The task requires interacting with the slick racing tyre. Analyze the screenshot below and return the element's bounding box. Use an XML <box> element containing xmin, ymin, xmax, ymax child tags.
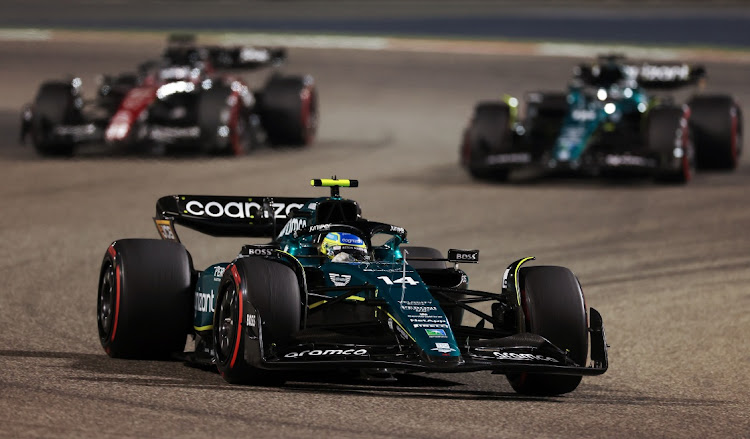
<box><xmin>507</xmin><ymin>266</ymin><xmax>588</xmax><ymax>396</ymax></box>
<box><xmin>214</xmin><ymin>257</ymin><xmax>301</xmax><ymax>384</ymax></box>
<box><xmin>198</xmin><ymin>84</ymin><xmax>253</xmax><ymax>156</ymax></box>
<box><xmin>260</xmin><ymin>74</ymin><xmax>317</xmax><ymax>147</ymax></box>
<box><xmin>97</xmin><ymin>239</ymin><xmax>193</xmax><ymax>359</ymax></box>
<box><xmin>461</xmin><ymin>102</ymin><xmax>512</xmax><ymax>181</ymax></box>
<box><xmin>647</xmin><ymin>106</ymin><xmax>694</xmax><ymax>184</ymax></box>
<box><xmin>689</xmin><ymin>95</ymin><xmax>743</xmax><ymax>170</ymax></box>
<box><xmin>30</xmin><ymin>82</ymin><xmax>77</xmax><ymax>156</ymax></box>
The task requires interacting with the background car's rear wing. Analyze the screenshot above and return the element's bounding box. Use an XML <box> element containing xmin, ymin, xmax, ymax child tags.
<box><xmin>576</xmin><ymin>60</ymin><xmax>706</xmax><ymax>90</ymax></box>
<box><xmin>206</xmin><ymin>46</ymin><xmax>287</xmax><ymax>69</ymax></box>
<box><xmin>154</xmin><ymin>195</ymin><xmax>312</xmax><ymax>240</ymax></box>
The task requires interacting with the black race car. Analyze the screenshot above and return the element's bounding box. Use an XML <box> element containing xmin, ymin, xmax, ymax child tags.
<box><xmin>97</xmin><ymin>179</ymin><xmax>608</xmax><ymax>396</ymax></box>
<box><xmin>21</xmin><ymin>34</ymin><xmax>318</xmax><ymax>156</ymax></box>
<box><xmin>461</xmin><ymin>54</ymin><xmax>743</xmax><ymax>183</ymax></box>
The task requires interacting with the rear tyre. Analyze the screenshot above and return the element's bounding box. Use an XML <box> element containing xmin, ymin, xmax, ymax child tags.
<box><xmin>506</xmin><ymin>266</ymin><xmax>588</xmax><ymax>396</ymax></box>
<box><xmin>30</xmin><ymin>82</ymin><xmax>77</xmax><ymax>156</ymax></box>
<box><xmin>689</xmin><ymin>95</ymin><xmax>743</xmax><ymax>170</ymax></box>
<box><xmin>260</xmin><ymin>74</ymin><xmax>318</xmax><ymax>146</ymax></box>
<box><xmin>461</xmin><ymin>102</ymin><xmax>512</xmax><ymax>181</ymax></box>
<box><xmin>214</xmin><ymin>257</ymin><xmax>301</xmax><ymax>384</ymax></box>
<box><xmin>198</xmin><ymin>85</ymin><xmax>253</xmax><ymax>156</ymax></box>
<box><xmin>647</xmin><ymin>106</ymin><xmax>693</xmax><ymax>184</ymax></box>
<box><xmin>97</xmin><ymin>239</ymin><xmax>193</xmax><ymax>359</ymax></box>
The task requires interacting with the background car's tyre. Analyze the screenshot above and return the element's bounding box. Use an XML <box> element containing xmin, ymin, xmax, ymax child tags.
<box><xmin>647</xmin><ymin>106</ymin><xmax>693</xmax><ymax>184</ymax></box>
<box><xmin>461</xmin><ymin>102</ymin><xmax>512</xmax><ymax>181</ymax></box>
<box><xmin>260</xmin><ymin>74</ymin><xmax>317</xmax><ymax>147</ymax></box>
<box><xmin>506</xmin><ymin>266</ymin><xmax>588</xmax><ymax>396</ymax></box>
<box><xmin>97</xmin><ymin>239</ymin><xmax>193</xmax><ymax>359</ymax></box>
<box><xmin>214</xmin><ymin>257</ymin><xmax>301</xmax><ymax>384</ymax></box>
<box><xmin>198</xmin><ymin>84</ymin><xmax>253</xmax><ymax>156</ymax></box>
<box><xmin>689</xmin><ymin>95</ymin><xmax>743</xmax><ymax>170</ymax></box>
<box><xmin>30</xmin><ymin>82</ymin><xmax>77</xmax><ymax>156</ymax></box>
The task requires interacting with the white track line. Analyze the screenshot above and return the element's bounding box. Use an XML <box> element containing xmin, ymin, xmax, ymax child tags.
<box><xmin>0</xmin><ymin>28</ymin><xmax>51</xmax><ymax>41</ymax></box>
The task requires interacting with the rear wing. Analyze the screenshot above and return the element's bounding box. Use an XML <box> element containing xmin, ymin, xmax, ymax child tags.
<box><xmin>154</xmin><ymin>195</ymin><xmax>312</xmax><ymax>240</ymax></box>
<box><xmin>206</xmin><ymin>46</ymin><xmax>287</xmax><ymax>69</ymax></box>
<box><xmin>576</xmin><ymin>61</ymin><xmax>705</xmax><ymax>90</ymax></box>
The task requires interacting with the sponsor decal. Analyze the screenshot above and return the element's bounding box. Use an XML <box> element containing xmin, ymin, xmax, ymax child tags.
<box><xmin>448</xmin><ymin>249</ymin><xmax>479</xmax><ymax>262</ymax></box>
<box><xmin>638</xmin><ymin>63</ymin><xmax>690</xmax><ymax>82</ymax></box>
<box><xmin>195</xmin><ymin>291</ymin><xmax>215</xmax><ymax>313</ymax></box>
<box><xmin>502</xmin><ymin>268</ymin><xmax>510</xmax><ymax>289</ymax></box>
<box><xmin>184</xmin><ymin>200</ymin><xmax>303</xmax><ymax>219</ymax></box>
<box><xmin>240</xmin><ymin>48</ymin><xmax>271</xmax><ymax>63</ymax></box>
<box><xmin>485</xmin><ymin>152</ymin><xmax>532</xmax><ymax>165</ymax></box>
<box><xmin>154</xmin><ymin>219</ymin><xmax>178</xmax><ymax>241</ymax></box>
<box><xmin>149</xmin><ymin>126</ymin><xmax>200</xmax><ymax>141</ymax></box>
<box><xmin>401</xmin><ymin>305</ymin><xmax>438</xmax><ymax>313</ymax></box>
<box><xmin>425</xmin><ymin>328</ymin><xmax>447</xmax><ymax>338</ymax></box>
<box><xmin>284</xmin><ymin>348</ymin><xmax>368</xmax><ymax>358</ymax></box>
<box><xmin>571</xmin><ymin>109</ymin><xmax>597</xmax><ymax>121</ymax></box>
<box><xmin>278</xmin><ymin>217</ymin><xmax>307</xmax><ymax>237</ymax></box>
<box><xmin>431</xmin><ymin>343</ymin><xmax>456</xmax><ymax>354</ymax></box>
<box><xmin>604</xmin><ymin>154</ymin><xmax>655</xmax><ymax>167</ymax></box>
<box><xmin>246</xmin><ymin>313</ymin><xmax>256</xmax><ymax>327</ymax></box>
<box><xmin>309</xmin><ymin>224</ymin><xmax>331</xmax><ymax>233</ymax></box>
<box><xmin>389</xmin><ymin>225</ymin><xmax>406</xmax><ymax>235</ymax></box>
<box><xmin>213</xmin><ymin>266</ymin><xmax>225</xmax><ymax>279</ymax></box>
<box><xmin>328</xmin><ymin>273</ymin><xmax>352</xmax><ymax>287</ymax></box>
<box><xmin>377</xmin><ymin>276</ymin><xmax>419</xmax><ymax>286</ymax></box>
<box><xmin>340</xmin><ymin>236</ymin><xmax>363</xmax><ymax>245</ymax></box>
<box><xmin>492</xmin><ymin>352</ymin><xmax>559</xmax><ymax>363</ymax></box>
<box><xmin>244</xmin><ymin>247</ymin><xmax>274</xmax><ymax>257</ymax></box>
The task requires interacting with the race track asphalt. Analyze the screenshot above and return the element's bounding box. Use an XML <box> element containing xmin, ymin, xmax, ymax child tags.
<box><xmin>0</xmin><ymin>34</ymin><xmax>748</xmax><ymax>438</ymax></box>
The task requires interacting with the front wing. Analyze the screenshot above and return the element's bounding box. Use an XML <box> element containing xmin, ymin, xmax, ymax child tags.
<box><xmin>248</xmin><ymin>308</ymin><xmax>608</xmax><ymax>376</ymax></box>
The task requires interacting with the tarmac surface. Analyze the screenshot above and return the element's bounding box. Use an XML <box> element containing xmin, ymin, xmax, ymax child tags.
<box><xmin>0</xmin><ymin>34</ymin><xmax>749</xmax><ymax>438</ymax></box>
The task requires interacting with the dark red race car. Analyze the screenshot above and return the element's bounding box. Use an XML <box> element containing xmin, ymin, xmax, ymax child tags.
<box><xmin>21</xmin><ymin>34</ymin><xmax>318</xmax><ymax>156</ymax></box>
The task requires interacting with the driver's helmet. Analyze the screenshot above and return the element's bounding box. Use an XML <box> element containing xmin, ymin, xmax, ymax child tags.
<box><xmin>320</xmin><ymin>232</ymin><xmax>369</xmax><ymax>262</ymax></box>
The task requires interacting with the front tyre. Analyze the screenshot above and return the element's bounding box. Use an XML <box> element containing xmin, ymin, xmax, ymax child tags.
<box><xmin>214</xmin><ymin>257</ymin><xmax>301</xmax><ymax>384</ymax></box>
<box><xmin>30</xmin><ymin>82</ymin><xmax>77</xmax><ymax>156</ymax></box>
<box><xmin>506</xmin><ymin>266</ymin><xmax>588</xmax><ymax>396</ymax></box>
<box><xmin>461</xmin><ymin>102</ymin><xmax>512</xmax><ymax>181</ymax></box>
<box><xmin>97</xmin><ymin>239</ymin><xmax>193</xmax><ymax>359</ymax></box>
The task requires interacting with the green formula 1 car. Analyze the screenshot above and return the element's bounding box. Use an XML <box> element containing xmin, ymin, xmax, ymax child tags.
<box><xmin>96</xmin><ymin>179</ymin><xmax>607</xmax><ymax>395</ymax></box>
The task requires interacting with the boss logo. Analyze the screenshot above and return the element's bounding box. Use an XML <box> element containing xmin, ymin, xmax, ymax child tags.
<box><xmin>243</xmin><ymin>247</ymin><xmax>274</xmax><ymax>256</ymax></box>
<box><xmin>448</xmin><ymin>249</ymin><xmax>479</xmax><ymax>263</ymax></box>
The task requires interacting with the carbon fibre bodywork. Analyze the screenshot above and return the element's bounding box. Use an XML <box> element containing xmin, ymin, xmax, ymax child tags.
<box><xmin>153</xmin><ymin>180</ymin><xmax>608</xmax><ymax>384</ymax></box>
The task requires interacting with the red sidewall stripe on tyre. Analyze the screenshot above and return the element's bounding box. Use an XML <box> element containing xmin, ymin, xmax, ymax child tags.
<box><xmin>300</xmin><ymin>86</ymin><xmax>313</xmax><ymax>145</ymax></box>
<box><xmin>229</xmin><ymin>91</ymin><xmax>241</xmax><ymax>156</ymax></box>
<box><xmin>106</xmin><ymin>245</ymin><xmax>121</xmax><ymax>342</ymax></box>
<box><xmin>682</xmin><ymin>109</ymin><xmax>692</xmax><ymax>182</ymax></box>
<box><xmin>229</xmin><ymin>264</ymin><xmax>243</xmax><ymax>369</ymax></box>
<box><xmin>731</xmin><ymin>108</ymin><xmax>738</xmax><ymax>162</ymax></box>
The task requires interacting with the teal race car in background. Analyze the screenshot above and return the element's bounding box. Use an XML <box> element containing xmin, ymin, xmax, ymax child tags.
<box><xmin>461</xmin><ymin>54</ymin><xmax>743</xmax><ymax>183</ymax></box>
<box><xmin>97</xmin><ymin>179</ymin><xmax>607</xmax><ymax>396</ymax></box>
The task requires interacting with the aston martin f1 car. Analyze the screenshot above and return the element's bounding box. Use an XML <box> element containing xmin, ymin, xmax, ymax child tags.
<box><xmin>96</xmin><ymin>179</ymin><xmax>607</xmax><ymax>395</ymax></box>
<box><xmin>22</xmin><ymin>35</ymin><xmax>317</xmax><ymax>156</ymax></box>
<box><xmin>461</xmin><ymin>54</ymin><xmax>743</xmax><ymax>183</ymax></box>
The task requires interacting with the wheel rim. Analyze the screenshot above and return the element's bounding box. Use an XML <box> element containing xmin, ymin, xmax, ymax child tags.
<box><xmin>216</xmin><ymin>283</ymin><xmax>238</xmax><ymax>364</ymax></box>
<box><xmin>98</xmin><ymin>263</ymin><xmax>115</xmax><ymax>340</ymax></box>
